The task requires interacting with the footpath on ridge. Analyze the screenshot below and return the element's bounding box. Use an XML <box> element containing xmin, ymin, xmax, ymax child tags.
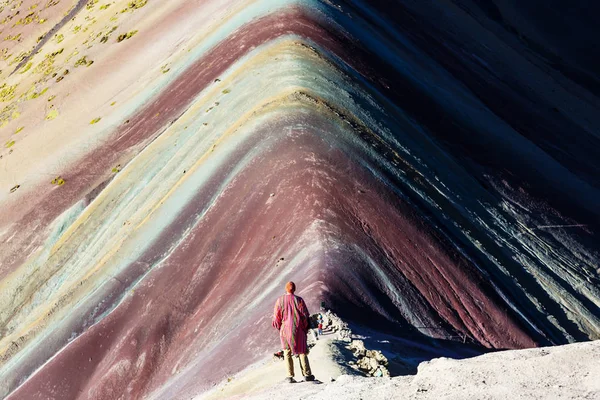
<box><xmin>198</xmin><ymin>312</ymin><xmax>600</xmax><ymax>400</ymax></box>
<box><xmin>198</xmin><ymin>311</ymin><xmax>380</xmax><ymax>399</ymax></box>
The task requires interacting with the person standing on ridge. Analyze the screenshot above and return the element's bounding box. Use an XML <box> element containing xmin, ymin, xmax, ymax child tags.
<box><xmin>272</xmin><ymin>281</ymin><xmax>315</xmax><ymax>383</ymax></box>
<box><xmin>317</xmin><ymin>314</ymin><xmax>323</xmax><ymax>336</ymax></box>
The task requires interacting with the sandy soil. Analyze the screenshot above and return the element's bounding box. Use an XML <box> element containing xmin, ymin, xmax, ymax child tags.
<box><xmin>199</xmin><ymin>335</ymin><xmax>600</xmax><ymax>400</ymax></box>
<box><xmin>199</xmin><ymin>331</ymin><xmax>351</xmax><ymax>400</ymax></box>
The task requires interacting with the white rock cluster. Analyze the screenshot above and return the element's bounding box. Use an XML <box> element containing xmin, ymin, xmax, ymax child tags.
<box><xmin>318</xmin><ymin>310</ymin><xmax>390</xmax><ymax>377</ymax></box>
<box><xmin>348</xmin><ymin>340</ymin><xmax>390</xmax><ymax>377</ymax></box>
<box><xmin>321</xmin><ymin>310</ymin><xmax>351</xmax><ymax>342</ymax></box>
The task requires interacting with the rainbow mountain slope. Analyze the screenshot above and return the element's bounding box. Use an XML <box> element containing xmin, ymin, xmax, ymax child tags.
<box><xmin>0</xmin><ymin>0</ymin><xmax>599</xmax><ymax>398</ymax></box>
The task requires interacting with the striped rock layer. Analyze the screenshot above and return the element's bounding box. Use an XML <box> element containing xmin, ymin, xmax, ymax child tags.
<box><xmin>0</xmin><ymin>0</ymin><xmax>599</xmax><ymax>399</ymax></box>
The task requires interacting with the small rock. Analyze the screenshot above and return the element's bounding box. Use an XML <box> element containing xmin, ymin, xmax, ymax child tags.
<box><xmin>349</xmin><ymin>340</ymin><xmax>367</xmax><ymax>358</ymax></box>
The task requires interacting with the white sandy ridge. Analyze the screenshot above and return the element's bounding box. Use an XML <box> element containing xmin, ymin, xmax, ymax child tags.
<box><xmin>198</xmin><ymin>334</ymin><xmax>600</xmax><ymax>400</ymax></box>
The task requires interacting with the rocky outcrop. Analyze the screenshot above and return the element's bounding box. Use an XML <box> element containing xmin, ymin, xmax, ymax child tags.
<box><xmin>348</xmin><ymin>341</ymin><xmax>390</xmax><ymax>378</ymax></box>
<box><xmin>318</xmin><ymin>311</ymin><xmax>390</xmax><ymax>378</ymax></box>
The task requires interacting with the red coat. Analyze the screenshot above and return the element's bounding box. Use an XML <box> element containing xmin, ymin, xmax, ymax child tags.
<box><xmin>272</xmin><ymin>293</ymin><xmax>310</xmax><ymax>354</ymax></box>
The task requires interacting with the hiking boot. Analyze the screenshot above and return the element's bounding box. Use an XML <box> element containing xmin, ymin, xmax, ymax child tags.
<box><xmin>304</xmin><ymin>375</ymin><xmax>315</xmax><ymax>382</ymax></box>
<box><xmin>285</xmin><ymin>377</ymin><xmax>296</xmax><ymax>383</ymax></box>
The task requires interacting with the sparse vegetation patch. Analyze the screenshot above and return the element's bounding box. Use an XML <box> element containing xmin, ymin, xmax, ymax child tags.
<box><xmin>117</xmin><ymin>30</ymin><xmax>137</xmax><ymax>42</ymax></box>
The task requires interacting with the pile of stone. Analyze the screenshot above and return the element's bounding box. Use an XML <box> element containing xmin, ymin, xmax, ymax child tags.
<box><xmin>348</xmin><ymin>339</ymin><xmax>390</xmax><ymax>377</ymax></box>
<box><xmin>321</xmin><ymin>310</ymin><xmax>352</xmax><ymax>342</ymax></box>
<box><xmin>318</xmin><ymin>310</ymin><xmax>390</xmax><ymax>377</ymax></box>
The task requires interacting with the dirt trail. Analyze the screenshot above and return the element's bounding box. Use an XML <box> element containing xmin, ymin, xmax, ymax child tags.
<box><xmin>199</xmin><ymin>329</ymin><xmax>351</xmax><ymax>400</ymax></box>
